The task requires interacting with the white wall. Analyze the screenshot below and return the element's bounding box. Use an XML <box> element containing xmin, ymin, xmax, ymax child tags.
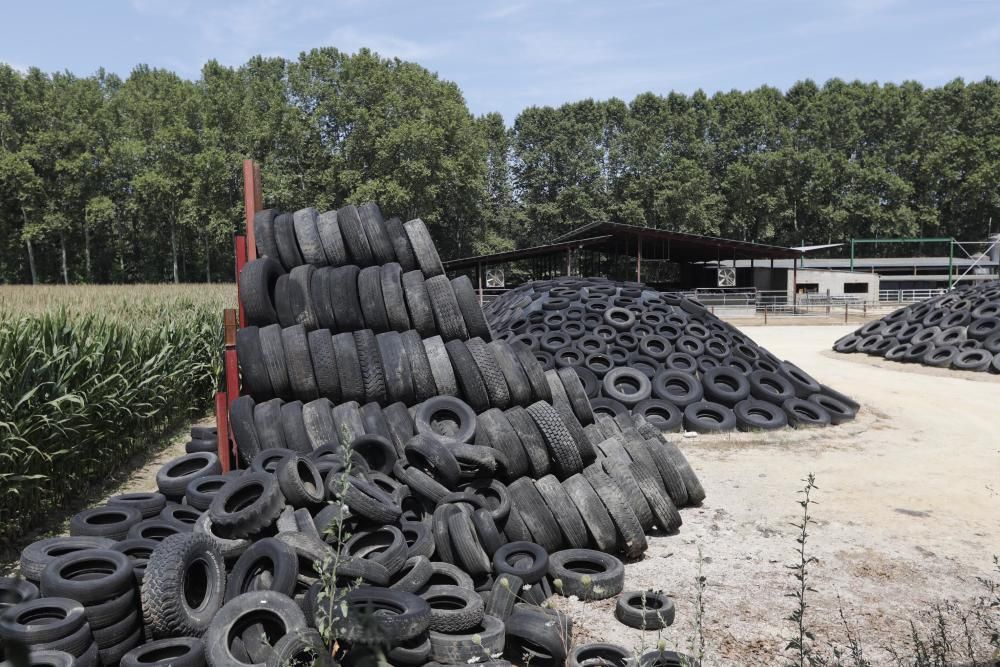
<box><xmin>789</xmin><ymin>269</ymin><xmax>879</xmax><ymax>301</ymax></box>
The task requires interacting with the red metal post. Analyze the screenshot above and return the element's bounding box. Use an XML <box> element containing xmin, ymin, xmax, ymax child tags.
<box><xmin>235</xmin><ymin>235</ymin><xmax>248</xmax><ymax>329</ymax></box>
<box><xmin>243</xmin><ymin>160</ymin><xmax>262</xmax><ymax>261</ymax></box>
<box><xmin>215</xmin><ymin>391</ymin><xmax>231</xmax><ymax>473</ymax></box>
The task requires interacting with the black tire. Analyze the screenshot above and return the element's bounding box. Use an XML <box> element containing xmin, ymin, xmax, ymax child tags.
<box><xmin>414</xmin><ymin>396</ymin><xmax>476</xmax><ymax>443</ymax></box>
<box><xmin>683</xmin><ymin>401</ymin><xmax>737</xmax><ymax>433</ymax></box>
<box><xmin>205</xmin><ymin>592</ymin><xmax>307</xmax><ymax>667</ymax></box>
<box><xmin>331</xmin><ymin>586</ymin><xmax>430</xmax><ymax>644</ymax></box>
<box><xmin>446</xmin><ymin>340</ymin><xmax>490</xmax><ymax>412</ymax></box>
<box><xmin>560</xmin><ymin>474</ymin><xmax>616</xmax><ymax>552</ymax></box>
<box><xmin>381</xmin><ymin>263</ymin><xmax>411</xmax><ymax>332</ymax></box>
<box><xmin>603</xmin><ymin>368</ymin><xmax>652</xmax><ymax>407</ymax></box>
<box><xmin>276</xmin><ymin>400</ymin><xmax>310</xmax><ymax>456</ymax></box>
<box><xmin>307</xmin><ymin>330</ymin><xmax>341</xmax><ymax>403</ymax></box>
<box><xmin>485</xmin><ymin>573</ymin><xmax>522</xmax><ymax>621</ymax></box>
<box><xmin>273</xmin><ymin>213</ymin><xmax>304</xmax><ymax>270</ymax></box>
<box><xmin>111</xmin><ymin>538</ymin><xmax>157</xmax><ymax>583</ymax></box>
<box><xmin>229</xmin><ymin>396</ymin><xmax>262</xmax><ymax>469</ymax></box>
<box><xmin>923</xmin><ymin>344</ymin><xmax>959</xmax><ymax>367</ymax></box>
<box><xmin>570</xmin><ymin>644</ymin><xmax>633</xmax><ymax>667</ymax></box>
<box><xmin>378</xmin><ymin>331</ymin><xmax>416</xmax><ymax>405</ymax></box>
<box><xmin>424</xmin><ymin>336</ymin><xmax>459</xmax><ymax>397</ymax></box>
<box><xmin>253</xmin><ymin>399</ymin><xmax>287</xmax><ymax>452</ymax></box>
<box><xmin>281</xmin><ymin>325</ymin><xmax>319</xmax><ymax>401</ymax></box>
<box><xmin>808</xmin><ymin>394</ymin><xmax>855</xmax><ymax>425</ymax></box>
<box><xmin>276</xmin><ymin>455</ymin><xmax>325</xmax><ymax>507</ymax></box>
<box><xmin>120</xmin><ymin>637</ymin><xmax>205</xmax><ymax>667</ymax></box>
<box><xmin>548</xmin><ymin>549</ymin><xmax>624</xmax><ymax>600</ymax></box>
<box><xmin>316</xmin><ymin>210</ymin><xmax>349</xmax><ymax>267</ymax></box>
<box><xmin>354</xmin><ymin>329</ymin><xmax>388</xmax><ymax>406</ymax></box>
<box><xmin>329</xmin><ymin>265</ymin><xmax>365</xmax><ymax>331</ymax></box>
<box><xmin>351</xmin><ymin>434</ymin><xmax>398</xmax><ymax>474</ymax></box>
<box><xmin>253</xmin><ymin>209</ymin><xmax>281</xmax><ymax>262</ymax></box>
<box><xmin>402</xmin><ymin>330</ymin><xmax>438</xmax><ymax>402</ymax></box>
<box><xmin>332</xmin><ymin>332</ymin><xmax>365</xmax><ymax>404</ymax></box>
<box><xmin>341</xmin><ymin>477</ymin><xmax>402</xmax><ymax>524</ymax></box>
<box><xmin>782</xmin><ymin>397</ymin><xmax>832</xmax><ymax>428</ymax></box>
<box><xmin>600</xmin><ymin>457</ymin><xmax>653</xmax><ymax>530</ymax></box>
<box><xmin>505</xmin><ymin>607</ymin><xmax>570</xmax><ymax>664</ymax></box>
<box><xmin>385</xmin><ymin>217</ymin><xmax>418</xmax><ymax>272</ymax></box>
<box><xmin>0</xmin><ymin>597</ymin><xmax>84</xmax><ymax>645</ymax></box>
<box><xmin>236</xmin><ymin>326</ymin><xmax>275</xmax><ymax>400</ymax></box>
<box><xmin>701</xmin><ymin>367</ymin><xmax>750</xmax><ymax>406</ymax></box>
<box><xmin>274</xmin><ymin>274</ymin><xmax>295</xmax><ymax>327</ymax></box>
<box><xmin>426</xmin><ymin>276</ymin><xmax>469</xmax><ymax>342</ymax></box>
<box><xmin>389</xmin><ymin>555</ymin><xmax>433</xmax><ymax>593</ymax></box>
<box><xmin>493</xmin><ymin>542</ymin><xmax>548</xmax><ymax>584</ymax></box>
<box><xmin>358</xmin><ymin>202</ymin><xmax>395</xmax><ymax>264</ymax></box>
<box><xmin>446</xmin><ymin>511</ymin><xmax>491</xmax><ymax>576</ymax></box>
<box><xmin>401</xmin><ymin>270</ymin><xmax>436</xmax><ymax>338</ymax></box>
<box><xmin>156</xmin><ymin>453</ymin><xmax>221</xmax><ymax>499</ymax></box>
<box><xmin>466</xmin><ymin>338</ymin><xmax>510</xmax><ymax>409</ymax></box>
<box><xmin>292</xmin><ymin>208</ymin><xmax>328</xmax><ymax>266</ymax></box>
<box><xmin>358</xmin><ymin>266</ymin><xmax>390</xmax><ymax>333</ymax></box>
<box><xmin>582</xmin><ymin>465</ymin><xmax>647</xmax><ymax>560</ymax></box>
<box><xmin>208</xmin><ymin>473</ymin><xmax>285</xmax><ymax>539</ymax></box>
<box><xmin>404</xmin><ymin>219</ymin><xmax>445</xmax><ymax>277</ymax></box>
<box><xmin>301</xmin><ymin>398</ymin><xmax>340</xmax><ymax>450</ymax></box>
<box><xmin>534</xmin><ymin>475</ymin><xmax>589</xmax><ymax>549</ymax></box>
<box><xmin>428</xmin><ymin>614</ymin><xmax>505</xmax><ymax>664</ymax></box>
<box><xmin>337</xmin><ymin>205</ymin><xmax>373</xmax><ymax>266</ymax></box>
<box><xmin>451</xmin><ymin>276</ymin><xmax>492</xmax><ymax>341</ymax></box>
<box><xmin>19</xmin><ymin>538</ymin><xmax>116</xmax><ymax>583</ymax></box>
<box><xmin>258</xmin><ymin>324</ymin><xmax>292</xmax><ymax>400</ymax></box>
<box><xmin>470</xmin><ymin>508</ymin><xmax>506</xmax><ymax>557</ymax></box>
<box><xmin>779</xmin><ymin>361</ymin><xmax>822</xmax><ymax>398</ymax></box>
<box><xmin>140</xmin><ymin>534</ymin><xmax>225</xmax><ymax>639</ymax></box>
<box><xmin>404</xmin><ymin>434</ymin><xmax>461</xmax><ymax>489</ymax></box>
<box><xmin>68</xmin><ymin>506</ymin><xmax>142</xmax><ymax>541</ymax></box>
<box><xmin>39</xmin><ymin>550</ymin><xmax>132</xmax><ymax>605</ymax></box>
<box><xmin>632</xmin><ymin>399</ymin><xmax>683</xmax><ymax>432</ymax></box>
<box><xmin>615</xmin><ymin>590</ymin><xmax>675</xmax><ymax>630</ymax></box>
<box><xmin>510</xmin><ymin>341</ymin><xmax>552</xmax><ymax>402</ymax></box>
<box><xmin>344</xmin><ymin>526</ymin><xmax>408</xmax><ymax>576</ymax></box>
<box><xmin>526</xmin><ymin>401</ymin><xmax>583</xmax><ymax>479</ymax></box>
<box><xmin>733</xmin><ymin>398</ymin><xmax>788</xmax><ymax>431</ymax></box>
<box><xmin>489</xmin><ymin>341</ymin><xmax>532</xmax><ymax>406</ymax></box>
<box><xmin>503</xmin><ymin>406</ymin><xmax>551</xmax><ymax>478</ymax></box>
<box><xmin>107</xmin><ymin>492</ymin><xmax>167</xmax><ymax>520</ymax></box>
<box><xmin>239</xmin><ymin>257</ymin><xmax>282</xmax><ymax>326</ymax></box>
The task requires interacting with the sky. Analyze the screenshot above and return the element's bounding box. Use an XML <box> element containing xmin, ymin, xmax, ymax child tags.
<box><xmin>2</xmin><ymin>0</ymin><xmax>998</xmax><ymax>122</ymax></box>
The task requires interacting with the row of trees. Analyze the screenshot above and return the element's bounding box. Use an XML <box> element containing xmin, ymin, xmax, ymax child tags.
<box><xmin>1</xmin><ymin>49</ymin><xmax>997</xmax><ymax>284</ymax></box>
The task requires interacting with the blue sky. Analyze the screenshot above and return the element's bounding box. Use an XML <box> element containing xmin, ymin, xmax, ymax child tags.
<box><xmin>2</xmin><ymin>0</ymin><xmax>998</xmax><ymax>122</ymax></box>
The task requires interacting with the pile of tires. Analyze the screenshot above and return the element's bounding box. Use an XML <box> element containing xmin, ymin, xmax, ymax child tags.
<box><xmin>5</xmin><ymin>204</ymin><xmax>703</xmax><ymax>666</ymax></box>
<box><xmin>833</xmin><ymin>281</ymin><xmax>1000</xmax><ymax>373</ymax></box>
<box><xmin>486</xmin><ymin>277</ymin><xmax>859</xmax><ymax>433</ymax></box>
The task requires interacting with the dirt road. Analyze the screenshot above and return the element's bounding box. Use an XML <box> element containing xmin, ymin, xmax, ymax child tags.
<box><xmin>557</xmin><ymin>325</ymin><xmax>1000</xmax><ymax>665</ymax></box>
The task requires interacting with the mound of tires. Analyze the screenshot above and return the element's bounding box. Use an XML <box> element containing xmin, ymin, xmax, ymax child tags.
<box><xmin>486</xmin><ymin>277</ymin><xmax>860</xmax><ymax>433</ymax></box>
<box><xmin>4</xmin><ymin>205</ymin><xmax>703</xmax><ymax>667</ymax></box>
<box><xmin>833</xmin><ymin>281</ymin><xmax>1000</xmax><ymax>373</ymax></box>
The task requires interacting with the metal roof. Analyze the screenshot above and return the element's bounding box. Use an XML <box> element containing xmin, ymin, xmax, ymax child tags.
<box><xmin>551</xmin><ymin>221</ymin><xmax>802</xmax><ymax>261</ymax></box>
<box><xmin>442</xmin><ymin>235</ymin><xmax>612</xmax><ymax>271</ymax></box>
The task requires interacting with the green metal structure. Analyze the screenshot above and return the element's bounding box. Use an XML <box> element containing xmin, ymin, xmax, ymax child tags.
<box><xmin>849</xmin><ymin>237</ymin><xmax>955</xmax><ymax>288</ymax></box>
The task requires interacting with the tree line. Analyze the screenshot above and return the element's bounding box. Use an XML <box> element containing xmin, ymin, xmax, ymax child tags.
<box><xmin>1</xmin><ymin>48</ymin><xmax>997</xmax><ymax>284</ymax></box>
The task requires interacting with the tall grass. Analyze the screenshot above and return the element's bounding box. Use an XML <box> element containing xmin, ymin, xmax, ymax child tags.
<box><xmin>0</xmin><ymin>285</ymin><xmax>233</xmax><ymax>544</ymax></box>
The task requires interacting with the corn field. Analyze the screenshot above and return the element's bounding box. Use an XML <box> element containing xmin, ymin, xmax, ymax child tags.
<box><xmin>0</xmin><ymin>285</ymin><xmax>233</xmax><ymax>544</ymax></box>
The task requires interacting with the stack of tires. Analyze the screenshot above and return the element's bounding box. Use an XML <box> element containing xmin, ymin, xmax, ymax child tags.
<box><xmin>833</xmin><ymin>281</ymin><xmax>1000</xmax><ymax>373</ymax></box>
<box><xmin>486</xmin><ymin>277</ymin><xmax>860</xmax><ymax>434</ymax></box>
<box><xmin>5</xmin><ymin>204</ymin><xmax>702</xmax><ymax>666</ymax></box>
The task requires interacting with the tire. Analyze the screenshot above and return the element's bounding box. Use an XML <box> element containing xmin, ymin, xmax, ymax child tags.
<box><xmin>265</xmin><ymin>628</ymin><xmax>332</xmax><ymax>667</ymax></box>
<box><xmin>253</xmin><ymin>399</ymin><xmax>287</xmax><ymax>452</ymax></box>
<box><xmin>205</xmin><ymin>592</ymin><xmax>307</xmax><ymax>667</ymax></box>
<box><xmin>385</xmin><ymin>217</ymin><xmax>418</xmax><ymax>272</ymax></box>
<box><xmin>548</xmin><ymin>549</ymin><xmax>624</xmax><ymax>600</ymax></box>
<box><xmin>156</xmin><ymin>453</ymin><xmax>221</xmax><ymax>499</ymax></box>
<box><xmin>405</xmin><ymin>434</ymin><xmax>461</xmax><ymax>490</ymax></box>
<box><xmin>239</xmin><ymin>257</ymin><xmax>282</xmax><ymax>326</ymax></box>
<box><xmin>560</xmin><ymin>474</ymin><xmax>617</xmax><ymax>552</ymax></box>
<box><xmin>258</xmin><ymin>324</ymin><xmax>292</xmax><ymax>400</ymax></box>
<box><xmin>121</xmin><ymin>638</ymin><xmax>205</xmax><ymax>667</ymax></box>
<box><xmin>923</xmin><ymin>344</ymin><xmax>959</xmax><ymax>367</ymax></box>
<box><xmin>451</xmin><ymin>276</ymin><xmax>492</xmax><ymax>341</ymax></box>
<box><xmin>307</xmin><ymin>330</ymin><xmax>340</xmax><ymax>402</ymax></box>
<box><xmin>69</xmin><ymin>506</ymin><xmax>142</xmax><ymax>541</ymax></box>
<box><xmin>337</xmin><ymin>205</ymin><xmax>374</xmax><ymax>266</ymax></box>
<box><xmin>277</xmin><ymin>401</ymin><xmax>312</xmax><ymax>458</ymax></box>
<box><xmin>534</xmin><ymin>475</ymin><xmax>589</xmax><ymax>549</ymax></box>
<box><xmin>236</xmin><ymin>326</ymin><xmax>275</xmax><ymax>400</ymax></box>
<box><xmin>505</xmin><ymin>607</ymin><xmax>570</xmax><ymax>664</ymax></box>
<box><xmin>557</xmin><ymin>367</ymin><xmax>594</xmax><ymax>425</ymax></box>
<box><xmin>615</xmin><ymin>590</ymin><xmax>675</xmax><ymax>630</ymax></box>
<box><xmin>628</xmin><ymin>460</ymin><xmax>682</xmax><ymax>532</ymax></box>
<box><xmin>502</xmin><ymin>406</ymin><xmax>550</xmax><ymax>478</ymax></box>
<box><xmin>683</xmin><ymin>401</ymin><xmax>737</xmax><ymax>433</ymax></box>
<box><xmin>341</xmin><ymin>477</ymin><xmax>402</xmax><ymax>524</ymax></box>
<box><xmin>0</xmin><ymin>597</ymin><xmax>85</xmax><ymax>645</ymax></box>
<box><xmin>570</xmin><ymin>644</ymin><xmax>633</xmax><ymax>667</ymax></box>
<box><xmin>332</xmin><ymin>332</ymin><xmax>365</xmax><ymax>404</ymax></box>
<box><xmin>402</xmin><ymin>330</ymin><xmax>438</xmax><ymax>402</ymax></box>
<box><xmin>329</xmin><ymin>265</ymin><xmax>365</xmax><ymax>331</ymax></box>
<box><xmin>510</xmin><ymin>341</ymin><xmax>551</xmax><ymax>402</ymax></box>
<box><xmin>39</xmin><ymin>550</ymin><xmax>132</xmax><ymax>605</ymax></box>
<box><xmin>274</xmin><ymin>274</ymin><xmax>295</xmax><ymax>327</ymax></box>
<box><xmin>493</xmin><ymin>542</ymin><xmax>548</xmax><ymax>584</ymax></box>
<box><xmin>600</xmin><ymin>457</ymin><xmax>654</xmax><ymax>530</ymax></box>
<box><xmin>701</xmin><ymin>367</ymin><xmax>750</xmax><ymax>406</ymax></box>
<box><xmin>446</xmin><ymin>511</ymin><xmax>491</xmax><ymax>576</ymax></box>
<box><xmin>344</xmin><ymin>526</ymin><xmax>408</xmax><ymax>576</ymax></box>
<box><xmin>489</xmin><ymin>341</ymin><xmax>532</xmax><ymax>406</ymax></box>
<box><xmin>428</xmin><ymin>614</ymin><xmax>505</xmax><ymax>664</ymax></box>
<box><xmin>208</xmin><ymin>473</ymin><xmax>285</xmax><ymax>539</ymax></box>
<box><xmin>377</xmin><ymin>331</ymin><xmax>416</xmax><ymax>405</ymax></box>
<box><xmin>404</xmin><ymin>219</ymin><xmax>445</xmax><ymax>277</ymax></box>
<box><xmin>424</xmin><ymin>336</ymin><xmax>459</xmax><ymax>397</ymax></box>
<box><xmin>381</xmin><ymin>263</ymin><xmax>411</xmax><ymax>332</ymax></box>
<box><xmin>734</xmin><ymin>398</ymin><xmax>788</xmax><ymax>431</ymax></box>
<box><xmin>282</xmin><ymin>325</ymin><xmax>319</xmax><ymax>401</ymax></box>
<box><xmin>952</xmin><ymin>348</ymin><xmax>992</xmax><ymax>371</ymax></box>
<box><xmin>301</xmin><ymin>398</ymin><xmax>339</xmax><ymax>450</ymax></box>
<box><xmin>358</xmin><ymin>266</ymin><xmax>390</xmax><ymax>333</ymax></box>
<box><xmin>632</xmin><ymin>399</ymin><xmax>683</xmax><ymax>432</ymax></box>
<box><xmin>273</xmin><ymin>212</ymin><xmax>304</xmax><ymax>270</ymax></box>
<box><xmin>351</xmin><ymin>434</ymin><xmax>398</xmax><ymax>474</ymax></box>
<box><xmin>414</xmin><ymin>396</ymin><xmax>476</xmax><ymax>443</ymax></box>
<box><xmin>140</xmin><ymin>534</ymin><xmax>225</xmax><ymax>639</ymax></box>
<box><xmin>358</xmin><ymin>202</ymin><xmax>395</xmax><ymax>264</ymax></box>
<box><xmin>602</xmin><ymin>368</ymin><xmax>652</xmax><ymax>407</ymax></box>
<box><xmin>292</xmin><ymin>208</ymin><xmax>328</xmax><ymax>266</ymax></box>
<box><xmin>446</xmin><ymin>340</ymin><xmax>490</xmax><ymax>412</ymax></box>
<box><xmin>253</xmin><ymin>209</ymin><xmax>281</xmax><ymax>262</ymax></box>
<box><xmin>316</xmin><ymin>210</ymin><xmax>349</xmax><ymax>267</ymax></box>
<box><xmin>107</xmin><ymin>492</ymin><xmax>166</xmax><ymax>520</ymax></box>
<box><xmin>526</xmin><ymin>401</ymin><xmax>583</xmax><ymax>479</ymax></box>
<box><xmin>426</xmin><ymin>276</ymin><xmax>469</xmax><ymax>342</ymax></box>
<box><xmin>111</xmin><ymin>538</ymin><xmax>157</xmax><ymax>583</ymax></box>
<box><xmin>354</xmin><ymin>329</ymin><xmax>388</xmax><ymax>406</ymax></box>
<box><xmin>485</xmin><ymin>573</ymin><xmax>522</xmax><ymax>621</ymax></box>
<box><xmin>389</xmin><ymin>555</ymin><xmax>433</xmax><ymax>593</ymax></box>
<box><xmin>466</xmin><ymin>338</ymin><xmax>510</xmax><ymax>409</ymax></box>
<box><xmin>782</xmin><ymin>397</ymin><xmax>832</xmax><ymax>428</ymax></box>
<box><xmin>779</xmin><ymin>361</ymin><xmax>822</xmax><ymax>398</ymax></box>
<box><xmin>808</xmin><ymin>394</ymin><xmax>854</xmax><ymax>425</ymax></box>
<box><xmin>276</xmin><ymin>455</ymin><xmax>325</xmax><ymax>507</ymax></box>
<box><xmin>332</xmin><ymin>587</ymin><xmax>430</xmax><ymax>644</ymax></box>
<box><xmin>582</xmin><ymin>465</ymin><xmax>647</xmax><ymax>560</ymax></box>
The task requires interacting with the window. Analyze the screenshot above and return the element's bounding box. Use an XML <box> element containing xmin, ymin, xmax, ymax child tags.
<box><xmin>843</xmin><ymin>282</ymin><xmax>868</xmax><ymax>294</ymax></box>
<box><xmin>797</xmin><ymin>283</ymin><xmax>819</xmax><ymax>293</ymax></box>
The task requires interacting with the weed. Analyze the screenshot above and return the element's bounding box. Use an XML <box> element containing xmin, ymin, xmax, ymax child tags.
<box><xmin>785</xmin><ymin>473</ymin><xmax>819</xmax><ymax>667</ymax></box>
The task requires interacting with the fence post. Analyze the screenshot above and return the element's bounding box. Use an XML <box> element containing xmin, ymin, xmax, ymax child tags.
<box><xmin>844</xmin><ymin>302</ymin><xmax>848</xmax><ymax>324</ymax></box>
<box><xmin>764</xmin><ymin>306</ymin><xmax>767</xmax><ymax>325</ymax></box>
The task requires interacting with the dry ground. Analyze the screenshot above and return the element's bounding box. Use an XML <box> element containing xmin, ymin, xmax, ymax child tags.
<box><xmin>555</xmin><ymin>325</ymin><xmax>1000</xmax><ymax>665</ymax></box>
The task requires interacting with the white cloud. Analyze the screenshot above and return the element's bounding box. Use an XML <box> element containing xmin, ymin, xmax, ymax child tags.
<box><xmin>1</xmin><ymin>60</ymin><xmax>29</xmax><ymax>74</ymax></box>
<box><xmin>482</xmin><ymin>3</ymin><xmax>527</xmax><ymax>20</ymax></box>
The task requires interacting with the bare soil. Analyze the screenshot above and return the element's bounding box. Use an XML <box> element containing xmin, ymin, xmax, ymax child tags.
<box><xmin>554</xmin><ymin>325</ymin><xmax>1000</xmax><ymax>665</ymax></box>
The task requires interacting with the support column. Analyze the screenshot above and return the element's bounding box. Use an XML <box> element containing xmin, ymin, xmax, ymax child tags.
<box><xmin>636</xmin><ymin>235</ymin><xmax>642</xmax><ymax>283</ymax></box>
<box><xmin>477</xmin><ymin>262</ymin><xmax>484</xmax><ymax>305</ymax></box>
